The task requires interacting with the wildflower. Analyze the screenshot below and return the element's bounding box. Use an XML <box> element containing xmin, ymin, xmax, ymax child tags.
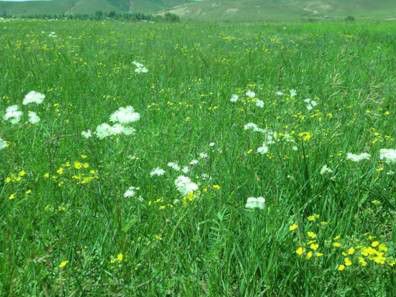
<box><xmin>212</xmin><ymin>184</ymin><xmax>221</xmax><ymax>190</ymax></box>
<box><xmin>255</xmin><ymin>99</ymin><xmax>264</xmax><ymax>108</ymax></box>
<box><xmin>0</xmin><ymin>137</ymin><xmax>8</xmax><ymax>150</ymax></box>
<box><xmin>110</xmin><ymin>253</ymin><xmax>124</xmax><ymax>264</ymax></box>
<box><xmin>337</xmin><ymin>264</ymin><xmax>346</xmax><ymax>271</ymax></box>
<box><xmin>28</xmin><ymin>111</ymin><xmax>40</xmax><ymax>124</ymax></box>
<box><xmin>245</xmin><ymin>196</ymin><xmax>265</xmax><ymax>210</ymax></box>
<box><xmin>320</xmin><ymin>165</ymin><xmax>333</xmax><ymax>176</ymax></box>
<box><xmin>81</xmin><ymin>129</ymin><xmax>92</xmax><ymax>139</ymax></box>
<box><xmin>304</xmin><ymin>98</ymin><xmax>318</xmax><ymax>111</ymax></box>
<box><xmin>175</xmin><ymin>176</ymin><xmax>198</xmax><ymax>196</ymax></box>
<box><xmin>230</xmin><ymin>94</ymin><xmax>239</xmax><ymax>103</ymax></box>
<box><xmin>59</xmin><ymin>260</ymin><xmax>69</xmax><ymax>269</ymax></box>
<box><xmin>182</xmin><ymin>191</ymin><xmax>196</xmax><ymax>206</ymax></box>
<box><xmin>132</xmin><ymin>61</ymin><xmax>148</xmax><ymax>73</ymax></box>
<box><xmin>307</xmin><ymin>231</ymin><xmax>317</xmax><ymax>239</ymax></box>
<box><xmin>347</xmin><ymin>247</ymin><xmax>355</xmax><ymax>255</ymax></box>
<box><xmin>358</xmin><ymin>257</ymin><xmax>368</xmax><ymax>267</ymax></box>
<box><xmin>306</xmin><ymin>251</ymin><xmax>313</xmax><ymax>260</ymax></box>
<box><xmin>4</xmin><ymin>105</ymin><xmax>23</xmax><ymax>124</ymax></box>
<box><xmin>289</xmin><ymin>224</ymin><xmax>298</xmax><ymax>232</ymax></box>
<box><xmin>310</xmin><ymin>243</ymin><xmax>319</xmax><ymax>251</ymax></box>
<box><xmin>23</xmin><ymin>91</ymin><xmax>45</xmax><ymax>105</ymax></box>
<box><xmin>379</xmin><ymin>148</ymin><xmax>396</xmax><ymax>164</ymax></box>
<box><xmin>333</xmin><ymin>242</ymin><xmax>342</xmax><ymax>248</ymax></box>
<box><xmin>8</xmin><ymin>193</ymin><xmax>16</xmax><ymax>200</ymax></box>
<box><xmin>150</xmin><ymin>167</ymin><xmax>165</xmax><ymax>177</ymax></box>
<box><xmin>257</xmin><ymin>144</ymin><xmax>269</xmax><ymax>155</ymax></box>
<box><xmin>307</xmin><ymin>214</ymin><xmax>320</xmax><ymax>222</ymax></box>
<box><xmin>371</xmin><ymin>241</ymin><xmax>380</xmax><ymax>248</ymax></box>
<box><xmin>109</xmin><ymin>106</ymin><xmax>140</xmax><ymax>125</ymax></box>
<box><xmin>189</xmin><ymin>159</ymin><xmax>199</xmax><ymax>166</ymax></box>
<box><xmin>346</xmin><ymin>152</ymin><xmax>371</xmax><ymax>162</ymax></box>
<box><xmin>95</xmin><ymin>123</ymin><xmax>135</xmax><ymax>139</ymax></box>
<box><xmin>199</xmin><ymin>153</ymin><xmax>208</xmax><ymax>159</ymax></box>
<box><xmin>124</xmin><ymin>186</ymin><xmax>138</xmax><ymax>198</ymax></box>
<box><xmin>244</xmin><ymin>122</ymin><xmax>264</xmax><ymax>133</ymax></box>
<box><xmin>209</xmin><ymin>142</ymin><xmax>215</xmax><ymax>147</ymax></box>
<box><xmin>290</xmin><ymin>89</ymin><xmax>297</xmax><ymax>97</ymax></box>
<box><xmin>167</xmin><ymin>162</ymin><xmax>181</xmax><ymax>171</ymax></box>
<box><xmin>344</xmin><ymin>257</ymin><xmax>352</xmax><ymax>266</ymax></box>
<box><xmin>181</xmin><ymin>166</ymin><xmax>190</xmax><ymax>174</ymax></box>
<box><xmin>296</xmin><ymin>246</ymin><xmax>305</xmax><ymax>256</ymax></box>
<box><xmin>275</xmin><ymin>91</ymin><xmax>284</xmax><ymax>96</ymax></box>
<box><xmin>245</xmin><ymin>90</ymin><xmax>256</xmax><ymax>98</ymax></box>
<box><xmin>298</xmin><ymin>132</ymin><xmax>312</xmax><ymax>142</ymax></box>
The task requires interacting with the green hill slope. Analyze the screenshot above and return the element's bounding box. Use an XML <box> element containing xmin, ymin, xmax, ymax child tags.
<box><xmin>0</xmin><ymin>0</ymin><xmax>396</xmax><ymax>20</ymax></box>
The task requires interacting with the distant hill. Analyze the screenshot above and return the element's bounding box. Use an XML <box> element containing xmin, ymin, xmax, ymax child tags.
<box><xmin>1</xmin><ymin>0</ymin><xmax>396</xmax><ymax>20</ymax></box>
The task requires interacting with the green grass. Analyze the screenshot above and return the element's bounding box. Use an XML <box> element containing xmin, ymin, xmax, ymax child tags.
<box><xmin>0</xmin><ymin>20</ymin><xmax>395</xmax><ymax>296</ymax></box>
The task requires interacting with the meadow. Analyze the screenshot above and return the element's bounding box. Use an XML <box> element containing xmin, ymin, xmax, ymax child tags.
<box><xmin>0</xmin><ymin>19</ymin><xmax>395</xmax><ymax>296</ymax></box>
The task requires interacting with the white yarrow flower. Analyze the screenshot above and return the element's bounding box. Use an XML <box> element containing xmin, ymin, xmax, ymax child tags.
<box><xmin>133</xmin><ymin>61</ymin><xmax>148</xmax><ymax>74</ymax></box>
<box><xmin>245</xmin><ymin>90</ymin><xmax>256</xmax><ymax>98</ymax></box>
<box><xmin>290</xmin><ymin>89</ymin><xmax>297</xmax><ymax>97</ymax></box>
<box><xmin>110</xmin><ymin>106</ymin><xmax>140</xmax><ymax>124</ymax></box>
<box><xmin>257</xmin><ymin>144</ymin><xmax>269</xmax><ymax>155</ymax></box>
<box><xmin>23</xmin><ymin>91</ymin><xmax>45</xmax><ymax>105</ymax></box>
<box><xmin>150</xmin><ymin>167</ymin><xmax>165</xmax><ymax>177</ymax></box>
<box><xmin>255</xmin><ymin>99</ymin><xmax>264</xmax><ymax>108</ymax></box>
<box><xmin>379</xmin><ymin>148</ymin><xmax>396</xmax><ymax>164</ymax></box>
<box><xmin>28</xmin><ymin>111</ymin><xmax>40</xmax><ymax>124</ymax></box>
<box><xmin>167</xmin><ymin>162</ymin><xmax>181</xmax><ymax>171</ymax></box>
<box><xmin>245</xmin><ymin>197</ymin><xmax>265</xmax><ymax>210</ymax></box>
<box><xmin>4</xmin><ymin>105</ymin><xmax>23</xmax><ymax>124</ymax></box>
<box><xmin>81</xmin><ymin>129</ymin><xmax>92</xmax><ymax>139</ymax></box>
<box><xmin>175</xmin><ymin>176</ymin><xmax>198</xmax><ymax>196</ymax></box>
<box><xmin>230</xmin><ymin>94</ymin><xmax>239</xmax><ymax>103</ymax></box>
<box><xmin>124</xmin><ymin>186</ymin><xmax>138</xmax><ymax>198</ymax></box>
<box><xmin>320</xmin><ymin>164</ymin><xmax>333</xmax><ymax>176</ymax></box>
<box><xmin>304</xmin><ymin>98</ymin><xmax>318</xmax><ymax>111</ymax></box>
<box><xmin>346</xmin><ymin>152</ymin><xmax>371</xmax><ymax>162</ymax></box>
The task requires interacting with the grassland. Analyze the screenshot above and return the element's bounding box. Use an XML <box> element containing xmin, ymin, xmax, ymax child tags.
<box><xmin>0</xmin><ymin>19</ymin><xmax>395</xmax><ymax>296</ymax></box>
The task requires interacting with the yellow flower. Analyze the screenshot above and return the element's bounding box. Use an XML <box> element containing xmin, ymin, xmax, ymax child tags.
<box><xmin>18</xmin><ymin>170</ymin><xmax>26</xmax><ymax>177</ymax></box>
<box><xmin>43</xmin><ymin>173</ymin><xmax>50</xmax><ymax>178</ymax></box>
<box><xmin>8</xmin><ymin>193</ymin><xmax>16</xmax><ymax>200</ymax></box>
<box><xmin>298</xmin><ymin>131</ymin><xmax>312</xmax><ymax>142</ymax></box>
<box><xmin>371</xmin><ymin>241</ymin><xmax>380</xmax><ymax>248</ymax></box>
<box><xmin>337</xmin><ymin>264</ymin><xmax>346</xmax><ymax>271</ymax></box>
<box><xmin>310</xmin><ymin>243</ymin><xmax>319</xmax><ymax>251</ymax></box>
<box><xmin>307</xmin><ymin>214</ymin><xmax>319</xmax><ymax>222</ymax></box>
<box><xmin>73</xmin><ymin>161</ymin><xmax>82</xmax><ymax>169</ymax></box>
<box><xmin>332</xmin><ymin>242</ymin><xmax>342</xmax><ymax>248</ymax></box>
<box><xmin>358</xmin><ymin>257</ymin><xmax>367</xmax><ymax>267</ymax></box>
<box><xmin>289</xmin><ymin>224</ymin><xmax>298</xmax><ymax>232</ymax></box>
<box><xmin>347</xmin><ymin>247</ymin><xmax>355</xmax><ymax>255</ymax></box>
<box><xmin>306</xmin><ymin>251</ymin><xmax>313</xmax><ymax>260</ymax></box>
<box><xmin>59</xmin><ymin>260</ymin><xmax>69</xmax><ymax>269</ymax></box>
<box><xmin>344</xmin><ymin>257</ymin><xmax>352</xmax><ymax>266</ymax></box>
<box><xmin>56</xmin><ymin>167</ymin><xmax>64</xmax><ymax>175</ymax></box>
<box><xmin>212</xmin><ymin>184</ymin><xmax>221</xmax><ymax>191</ymax></box>
<box><xmin>116</xmin><ymin>253</ymin><xmax>124</xmax><ymax>262</ymax></box>
<box><xmin>296</xmin><ymin>247</ymin><xmax>305</xmax><ymax>256</ymax></box>
<box><xmin>182</xmin><ymin>192</ymin><xmax>196</xmax><ymax>206</ymax></box>
<box><xmin>25</xmin><ymin>189</ymin><xmax>32</xmax><ymax>195</ymax></box>
<box><xmin>307</xmin><ymin>231</ymin><xmax>317</xmax><ymax>239</ymax></box>
<box><xmin>315</xmin><ymin>252</ymin><xmax>324</xmax><ymax>257</ymax></box>
<box><xmin>378</xmin><ymin>243</ymin><xmax>388</xmax><ymax>252</ymax></box>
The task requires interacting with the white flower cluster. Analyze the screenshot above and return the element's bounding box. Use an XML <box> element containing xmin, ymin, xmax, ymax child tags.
<box><xmin>83</xmin><ymin>106</ymin><xmax>140</xmax><ymax>140</ymax></box>
<box><xmin>230</xmin><ymin>90</ymin><xmax>264</xmax><ymax>108</ymax></box>
<box><xmin>304</xmin><ymin>98</ymin><xmax>318</xmax><ymax>111</ymax></box>
<box><xmin>380</xmin><ymin>149</ymin><xmax>396</xmax><ymax>164</ymax></box>
<box><xmin>3</xmin><ymin>91</ymin><xmax>45</xmax><ymax>125</ymax></box>
<box><xmin>346</xmin><ymin>152</ymin><xmax>371</xmax><ymax>162</ymax></box>
<box><xmin>133</xmin><ymin>61</ymin><xmax>148</xmax><ymax>74</ymax></box>
<box><xmin>175</xmin><ymin>175</ymin><xmax>198</xmax><ymax>196</ymax></box>
<box><xmin>245</xmin><ymin>197</ymin><xmax>265</xmax><ymax>210</ymax></box>
<box><xmin>0</xmin><ymin>137</ymin><xmax>8</xmax><ymax>151</ymax></box>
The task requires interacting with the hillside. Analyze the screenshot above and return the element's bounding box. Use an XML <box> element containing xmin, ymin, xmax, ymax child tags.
<box><xmin>1</xmin><ymin>0</ymin><xmax>396</xmax><ymax>20</ymax></box>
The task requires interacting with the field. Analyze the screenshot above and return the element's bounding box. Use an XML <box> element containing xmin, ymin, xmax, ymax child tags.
<box><xmin>0</xmin><ymin>19</ymin><xmax>395</xmax><ymax>296</ymax></box>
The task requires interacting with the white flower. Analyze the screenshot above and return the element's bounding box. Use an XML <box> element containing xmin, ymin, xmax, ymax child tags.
<box><xmin>245</xmin><ymin>197</ymin><xmax>265</xmax><ymax>210</ymax></box>
<box><xmin>4</xmin><ymin>105</ymin><xmax>23</xmax><ymax>124</ymax></box>
<box><xmin>245</xmin><ymin>90</ymin><xmax>256</xmax><ymax>98</ymax></box>
<box><xmin>28</xmin><ymin>111</ymin><xmax>40</xmax><ymax>124</ymax></box>
<box><xmin>167</xmin><ymin>162</ymin><xmax>180</xmax><ymax>171</ymax></box>
<box><xmin>304</xmin><ymin>98</ymin><xmax>318</xmax><ymax>111</ymax></box>
<box><xmin>182</xmin><ymin>166</ymin><xmax>190</xmax><ymax>174</ymax></box>
<box><xmin>110</xmin><ymin>106</ymin><xmax>140</xmax><ymax>124</ymax></box>
<box><xmin>255</xmin><ymin>99</ymin><xmax>264</xmax><ymax>108</ymax></box>
<box><xmin>95</xmin><ymin>123</ymin><xmax>135</xmax><ymax>139</ymax></box>
<box><xmin>320</xmin><ymin>164</ymin><xmax>333</xmax><ymax>176</ymax></box>
<box><xmin>346</xmin><ymin>152</ymin><xmax>371</xmax><ymax>162</ymax></box>
<box><xmin>244</xmin><ymin>122</ymin><xmax>264</xmax><ymax>133</ymax></box>
<box><xmin>133</xmin><ymin>61</ymin><xmax>148</xmax><ymax>73</ymax></box>
<box><xmin>0</xmin><ymin>137</ymin><xmax>8</xmax><ymax>150</ymax></box>
<box><xmin>275</xmin><ymin>91</ymin><xmax>284</xmax><ymax>96</ymax></box>
<box><xmin>81</xmin><ymin>129</ymin><xmax>92</xmax><ymax>139</ymax></box>
<box><xmin>292</xmin><ymin>145</ymin><xmax>298</xmax><ymax>151</ymax></box>
<box><xmin>48</xmin><ymin>32</ymin><xmax>57</xmax><ymax>38</ymax></box>
<box><xmin>290</xmin><ymin>89</ymin><xmax>297</xmax><ymax>97</ymax></box>
<box><xmin>23</xmin><ymin>91</ymin><xmax>45</xmax><ymax>105</ymax></box>
<box><xmin>257</xmin><ymin>144</ymin><xmax>269</xmax><ymax>155</ymax></box>
<box><xmin>379</xmin><ymin>149</ymin><xmax>396</xmax><ymax>164</ymax></box>
<box><xmin>209</xmin><ymin>142</ymin><xmax>215</xmax><ymax>147</ymax></box>
<box><xmin>124</xmin><ymin>186</ymin><xmax>138</xmax><ymax>198</ymax></box>
<box><xmin>150</xmin><ymin>167</ymin><xmax>165</xmax><ymax>177</ymax></box>
<box><xmin>190</xmin><ymin>159</ymin><xmax>199</xmax><ymax>166</ymax></box>
<box><xmin>199</xmin><ymin>152</ymin><xmax>208</xmax><ymax>159</ymax></box>
<box><xmin>175</xmin><ymin>176</ymin><xmax>198</xmax><ymax>196</ymax></box>
<box><xmin>230</xmin><ymin>94</ymin><xmax>239</xmax><ymax>103</ymax></box>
